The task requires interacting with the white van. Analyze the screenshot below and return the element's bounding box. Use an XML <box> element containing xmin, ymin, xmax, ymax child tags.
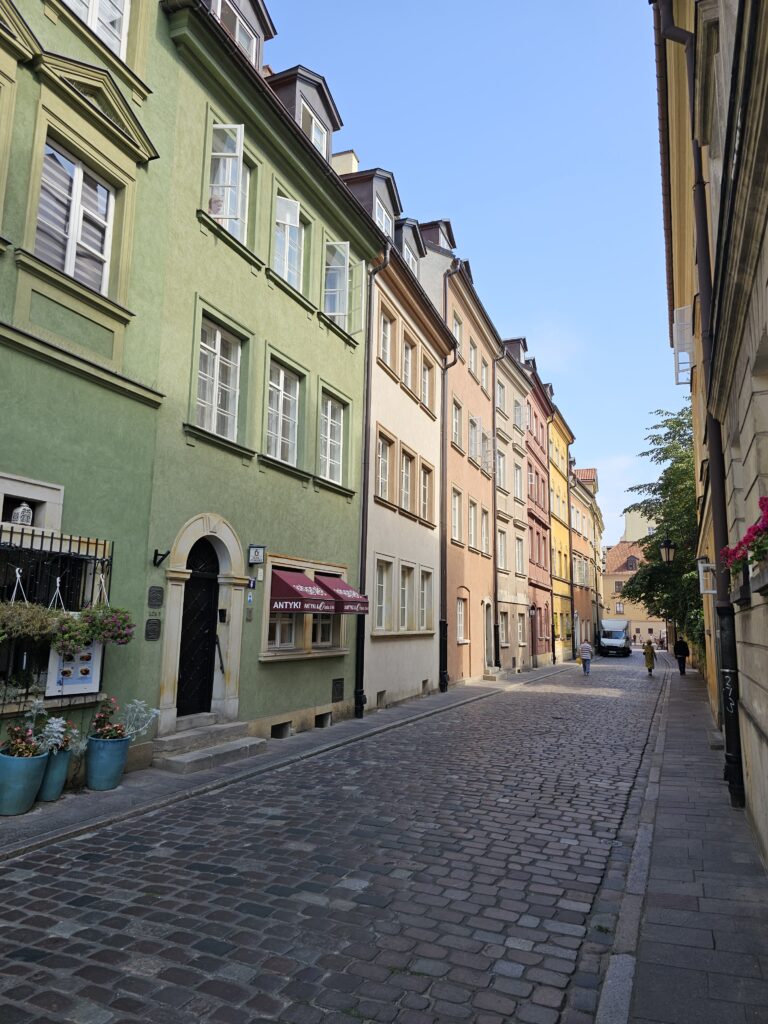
<box><xmin>599</xmin><ymin>619</ymin><xmax>631</xmax><ymax>656</ymax></box>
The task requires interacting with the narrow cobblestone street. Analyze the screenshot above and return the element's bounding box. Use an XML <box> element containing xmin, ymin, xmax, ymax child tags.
<box><xmin>0</xmin><ymin>654</ymin><xmax>764</xmax><ymax>1024</ymax></box>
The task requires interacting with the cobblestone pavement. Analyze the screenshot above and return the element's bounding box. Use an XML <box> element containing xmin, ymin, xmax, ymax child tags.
<box><xmin>0</xmin><ymin>656</ymin><xmax>665</xmax><ymax>1024</ymax></box>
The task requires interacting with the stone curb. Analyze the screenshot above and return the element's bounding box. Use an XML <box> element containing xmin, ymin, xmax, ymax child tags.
<box><xmin>0</xmin><ymin>665</ymin><xmax>572</xmax><ymax>864</ymax></box>
<box><xmin>593</xmin><ymin>659</ymin><xmax>672</xmax><ymax>1024</ymax></box>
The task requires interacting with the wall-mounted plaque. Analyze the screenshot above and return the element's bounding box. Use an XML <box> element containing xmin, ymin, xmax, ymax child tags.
<box><xmin>147</xmin><ymin>586</ymin><xmax>164</xmax><ymax>609</ymax></box>
<box><xmin>145</xmin><ymin>618</ymin><xmax>162</xmax><ymax>641</ymax></box>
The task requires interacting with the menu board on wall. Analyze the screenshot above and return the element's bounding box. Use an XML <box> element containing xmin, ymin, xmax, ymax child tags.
<box><xmin>45</xmin><ymin>641</ymin><xmax>103</xmax><ymax>697</ymax></box>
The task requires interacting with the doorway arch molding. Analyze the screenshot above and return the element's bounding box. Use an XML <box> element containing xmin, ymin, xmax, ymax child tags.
<box><xmin>157</xmin><ymin>513</ymin><xmax>248</xmax><ymax>736</ymax></box>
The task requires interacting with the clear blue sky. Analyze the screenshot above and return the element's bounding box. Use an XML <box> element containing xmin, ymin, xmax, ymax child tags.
<box><xmin>266</xmin><ymin>1</ymin><xmax>682</xmax><ymax>545</ymax></box>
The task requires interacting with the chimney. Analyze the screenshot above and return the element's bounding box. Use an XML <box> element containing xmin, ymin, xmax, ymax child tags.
<box><xmin>331</xmin><ymin>150</ymin><xmax>359</xmax><ymax>175</ymax></box>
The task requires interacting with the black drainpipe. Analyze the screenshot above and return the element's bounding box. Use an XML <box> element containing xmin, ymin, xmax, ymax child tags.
<box><xmin>439</xmin><ymin>258</ymin><xmax>462</xmax><ymax>691</ymax></box>
<box><xmin>655</xmin><ymin>0</ymin><xmax>745</xmax><ymax>806</ymax></box>
<box><xmin>354</xmin><ymin>243</ymin><xmax>391</xmax><ymax>718</ymax></box>
<box><xmin>491</xmin><ymin>344</ymin><xmax>506</xmax><ymax>670</ymax></box>
<box><xmin>566</xmin><ymin>459</ymin><xmax>577</xmax><ymax>661</ymax></box>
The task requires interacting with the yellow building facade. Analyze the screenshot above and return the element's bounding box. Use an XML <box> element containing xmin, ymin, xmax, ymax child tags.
<box><xmin>549</xmin><ymin>409</ymin><xmax>574</xmax><ymax>662</ymax></box>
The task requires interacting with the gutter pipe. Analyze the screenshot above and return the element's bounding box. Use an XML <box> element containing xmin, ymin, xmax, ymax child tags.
<box><xmin>654</xmin><ymin>0</ymin><xmax>744</xmax><ymax>806</ymax></box>
<box><xmin>491</xmin><ymin>345</ymin><xmax>507</xmax><ymax>670</ymax></box>
<box><xmin>566</xmin><ymin>462</ymin><xmax>577</xmax><ymax>661</ymax></box>
<box><xmin>354</xmin><ymin>243</ymin><xmax>391</xmax><ymax>718</ymax></box>
<box><xmin>439</xmin><ymin>258</ymin><xmax>462</xmax><ymax>691</ymax></box>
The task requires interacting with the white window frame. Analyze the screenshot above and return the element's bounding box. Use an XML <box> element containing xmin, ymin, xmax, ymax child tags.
<box><xmin>451</xmin><ymin>489</ymin><xmax>462</xmax><ymax>542</ymax></box>
<box><xmin>399</xmin><ymin>564</ymin><xmax>414</xmax><ymax>631</ymax></box>
<box><xmin>402</xmin><ymin>337</ymin><xmax>415</xmax><ymax>390</ymax></box>
<box><xmin>496</xmin><ymin>380</ymin><xmax>506</xmax><ymax>412</ymax></box>
<box><xmin>319</xmin><ymin>392</ymin><xmax>344</xmax><ymax>484</ymax></box>
<box><xmin>400</xmin><ymin>451</ymin><xmax>413</xmax><ymax>512</ymax></box>
<box><xmin>481</xmin><ymin>509</ymin><xmax>490</xmax><ymax>554</ymax></box>
<box><xmin>36</xmin><ymin>140</ymin><xmax>114</xmax><ymax>296</ymax></box>
<box><xmin>457</xmin><ymin>597</ymin><xmax>466</xmax><ymax>641</ymax></box>
<box><xmin>376</xmin><ymin>433</ymin><xmax>392</xmax><ymax>501</ymax></box>
<box><xmin>496</xmin><ymin>449</ymin><xmax>507</xmax><ymax>490</ymax></box>
<box><xmin>420</xmin><ymin>356</ymin><xmax>433</xmax><ymax>408</ymax></box>
<box><xmin>374</xmin><ymin>196</ymin><xmax>393</xmax><ymax>238</ymax></box>
<box><xmin>452</xmin><ymin>400</ymin><xmax>463</xmax><ymax>448</ymax></box>
<box><xmin>469</xmin><ymin>417</ymin><xmax>480</xmax><ymax>462</ymax></box>
<box><xmin>514</xmin><ymin>464</ymin><xmax>523</xmax><ymax>500</ymax></box>
<box><xmin>267</xmin><ymin>361</ymin><xmax>300</xmax><ymax>465</ymax></box>
<box><xmin>268</xmin><ymin>611</ymin><xmax>296</xmax><ymax>650</ymax></box>
<box><xmin>374</xmin><ymin>558</ymin><xmax>393</xmax><ymax>632</ymax></box>
<box><xmin>468</xmin><ymin>500</ymin><xmax>478</xmax><ymax>549</ymax></box>
<box><xmin>499</xmin><ymin>611</ymin><xmax>509</xmax><ymax>645</ymax></box>
<box><xmin>420</xmin><ymin>464</ymin><xmax>432</xmax><ymax>521</ymax></box>
<box><xmin>452</xmin><ymin>314</ymin><xmax>463</xmax><ymax>355</ymax></box>
<box><xmin>273</xmin><ymin>195</ymin><xmax>304</xmax><ymax>290</ymax></box>
<box><xmin>515</xmin><ymin>536</ymin><xmax>525</xmax><ymax>573</ymax></box>
<box><xmin>209</xmin><ymin>123</ymin><xmax>248</xmax><ymax>243</ymax></box>
<box><xmin>311</xmin><ymin>613</ymin><xmax>334</xmax><ymax>648</ymax></box>
<box><xmin>379</xmin><ymin>312</ymin><xmax>393</xmax><ymax>367</ymax></box>
<box><xmin>469</xmin><ymin>339</ymin><xmax>477</xmax><ymax>376</ymax></box>
<box><xmin>63</xmin><ymin>0</ymin><xmax>130</xmax><ymax>59</ymax></box>
<box><xmin>514</xmin><ymin>400</ymin><xmax>523</xmax><ymax>429</ymax></box>
<box><xmin>419</xmin><ymin>570</ymin><xmax>433</xmax><ymax>631</ymax></box>
<box><xmin>518</xmin><ymin>613</ymin><xmax>525</xmax><ymax>645</ymax></box>
<box><xmin>403</xmin><ymin>242</ymin><xmax>419</xmax><ymax>275</ymax></box>
<box><xmin>498</xmin><ymin>529</ymin><xmax>507</xmax><ymax>569</ymax></box>
<box><xmin>196</xmin><ymin>319</ymin><xmax>241</xmax><ymax>441</ymax></box>
<box><xmin>324</xmin><ymin>241</ymin><xmax>350</xmax><ymax>327</ymax></box>
<box><xmin>211</xmin><ymin>0</ymin><xmax>259</xmax><ymax>65</ymax></box>
<box><xmin>301</xmin><ymin>100</ymin><xmax>328</xmax><ymax>157</ymax></box>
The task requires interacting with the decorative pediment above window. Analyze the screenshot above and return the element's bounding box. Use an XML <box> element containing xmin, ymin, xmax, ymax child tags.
<box><xmin>0</xmin><ymin>0</ymin><xmax>42</xmax><ymax>61</ymax></box>
<box><xmin>33</xmin><ymin>54</ymin><xmax>158</xmax><ymax>164</ymax></box>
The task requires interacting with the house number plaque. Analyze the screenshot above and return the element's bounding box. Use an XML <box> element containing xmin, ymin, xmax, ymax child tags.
<box><xmin>147</xmin><ymin>586</ymin><xmax>164</xmax><ymax>609</ymax></box>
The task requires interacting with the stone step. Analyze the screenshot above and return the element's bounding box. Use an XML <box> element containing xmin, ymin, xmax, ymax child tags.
<box><xmin>176</xmin><ymin>712</ymin><xmax>216</xmax><ymax>732</ymax></box>
<box><xmin>153</xmin><ymin>737</ymin><xmax>267</xmax><ymax>774</ymax></box>
<box><xmin>153</xmin><ymin>721</ymin><xmax>248</xmax><ymax>755</ymax></box>
<box><xmin>482</xmin><ymin>671</ymin><xmax>501</xmax><ymax>681</ymax></box>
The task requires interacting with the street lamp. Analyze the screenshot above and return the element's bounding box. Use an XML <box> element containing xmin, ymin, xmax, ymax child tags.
<box><xmin>529</xmin><ymin>605</ymin><xmax>537</xmax><ymax>669</ymax></box>
<box><xmin>659</xmin><ymin>537</ymin><xmax>676</xmax><ymax>564</ymax></box>
<box><xmin>659</xmin><ymin>538</ymin><xmax>676</xmax><ymax>647</ymax></box>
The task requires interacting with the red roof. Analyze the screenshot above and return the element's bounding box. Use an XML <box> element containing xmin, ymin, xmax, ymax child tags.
<box><xmin>574</xmin><ymin>468</ymin><xmax>597</xmax><ymax>481</ymax></box>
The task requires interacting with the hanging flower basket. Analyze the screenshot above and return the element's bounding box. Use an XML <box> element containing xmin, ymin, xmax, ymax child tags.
<box><xmin>79</xmin><ymin>606</ymin><xmax>135</xmax><ymax>646</ymax></box>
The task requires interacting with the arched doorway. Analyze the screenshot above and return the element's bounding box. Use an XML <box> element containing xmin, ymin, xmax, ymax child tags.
<box><xmin>177</xmin><ymin>538</ymin><xmax>220</xmax><ymax>717</ymax></box>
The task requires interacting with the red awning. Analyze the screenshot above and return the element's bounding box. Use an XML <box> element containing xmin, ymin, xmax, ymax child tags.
<box><xmin>269</xmin><ymin>570</ymin><xmax>336</xmax><ymax>614</ymax></box>
<box><xmin>316</xmin><ymin>574</ymin><xmax>369</xmax><ymax>614</ymax></box>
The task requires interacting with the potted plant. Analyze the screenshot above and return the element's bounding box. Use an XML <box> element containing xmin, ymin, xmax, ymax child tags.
<box><xmin>80</xmin><ymin>606</ymin><xmax>135</xmax><ymax>646</ymax></box>
<box><xmin>86</xmin><ymin>695</ymin><xmax>159</xmax><ymax>791</ymax></box>
<box><xmin>37</xmin><ymin>718</ymin><xmax>86</xmax><ymax>802</ymax></box>
<box><xmin>0</xmin><ymin>699</ymin><xmax>50</xmax><ymax>815</ymax></box>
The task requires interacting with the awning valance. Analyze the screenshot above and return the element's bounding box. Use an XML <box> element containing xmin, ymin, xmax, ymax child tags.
<box><xmin>316</xmin><ymin>574</ymin><xmax>369</xmax><ymax>614</ymax></box>
<box><xmin>269</xmin><ymin>570</ymin><xmax>336</xmax><ymax>613</ymax></box>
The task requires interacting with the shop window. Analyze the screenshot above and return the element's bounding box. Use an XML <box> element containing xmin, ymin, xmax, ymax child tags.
<box><xmin>268</xmin><ymin>611</ymin><xmax>295</xmax><ymax>649</ymax></box>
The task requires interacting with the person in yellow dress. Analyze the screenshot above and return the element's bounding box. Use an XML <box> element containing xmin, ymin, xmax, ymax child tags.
<box><xmin>643</xmin><ymin>640</ymin><xmax>657</xmax><ymax>676</ymax></box>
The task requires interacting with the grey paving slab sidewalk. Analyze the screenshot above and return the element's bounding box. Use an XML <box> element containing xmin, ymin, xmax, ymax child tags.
<box><xmin>0</xmin><ymin>665</ymin><xmax>570</xmax><ymax>862</ymax></box>
<box><xmin>627</xmin><ymin>659</ymin><xmax>768</xmax><ymax>1024</ymax></box>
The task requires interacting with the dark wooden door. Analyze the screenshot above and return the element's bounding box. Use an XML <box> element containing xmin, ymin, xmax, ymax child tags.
<box><xmin>177</xmin><ymin>538</ymin><xmax>219</xmax><ymax>717</ymax></box>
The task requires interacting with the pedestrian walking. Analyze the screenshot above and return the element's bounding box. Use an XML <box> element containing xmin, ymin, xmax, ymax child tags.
<box><xmin>579</xmin><ymin>640</ymin><xmax>593</xmax><ymax>675</ymax></box>
<box><xmin>673</xmin><ymin>636</ymin><xmax>690</xmax><ymax>675</ymax></box>
<box><xmin>643</xmin><ymin>640</ymin><xmax>656</xmax><ymax>676</ymax></box>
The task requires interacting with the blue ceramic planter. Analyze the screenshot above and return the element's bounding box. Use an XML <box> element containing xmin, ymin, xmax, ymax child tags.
<box><xmin>37</xmin><ymin>749</ymin><xmax>73</xmax><ymax>802</ymax></box>
<box><xmin>0</xmin><ymin>750</ymin><xmax>49</xmax><ymax>815</ymax></box>
<box><xmin>86</xmin><ymin>736</ymin><xmax>130</xmax><ymax>791</ymax></box>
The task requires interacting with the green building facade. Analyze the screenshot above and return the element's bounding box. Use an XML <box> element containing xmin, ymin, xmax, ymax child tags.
<box><xmin>0</xmin><ymin>0</ymin><xmax>383</xmax><ymax>761</ymax></box>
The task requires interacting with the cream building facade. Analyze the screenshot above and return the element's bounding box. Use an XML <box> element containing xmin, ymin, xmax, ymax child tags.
<box><xmin>549</xmin><ymin>409</ymin><xmax>575</xmax><ymax>662</ymax></box>
<box><xmin>496</xmin><ymin>344</ymin><xmax>532</xmax><ymax>672</ymax></box>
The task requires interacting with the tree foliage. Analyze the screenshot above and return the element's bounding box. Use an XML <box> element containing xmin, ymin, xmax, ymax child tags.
<box><xmin>621</xmin><ymin>403</ymin><xmax>703</xmax><ymax>646</ymax></box>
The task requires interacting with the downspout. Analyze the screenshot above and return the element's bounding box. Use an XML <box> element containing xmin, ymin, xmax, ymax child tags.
<box><xmin>654</xmin><ymin>0</ymin><xmax>744</xmax><ymax>806</ymax></box>
<box><xmin>439</xmin><ymin>258</ymin><xmax>462</xmax><ymax>691</ymax></box>
<box><xmin>566</xmin><ymin>462</ymin><xmax>577</xmax><ymax>661</ymax></box>
<box><xmin>354</xmin><ymin>243</ymin><xmax>391</xmax><ymax>718</ymax></box>
<box><xmin>546</xmin><ymin>413</ymin><xmax>556</xmax><ymax>665</ymax></box>
<box><xmin>491</xmin><ymin>345</ymin><xmax>505</xmax><ymax>669</ymax></box>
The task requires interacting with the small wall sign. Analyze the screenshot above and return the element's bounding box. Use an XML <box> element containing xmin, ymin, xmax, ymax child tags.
<box><xmin>145</xmin><ymin>618</ymin><xmax>162</xmax><ymax>641</ymax></box>
<box><xmin>147</xmin><ymin>586</ymin><xmax>164</xmax><ymax>609</ymax></box>
<box><xmin>248</xmin><ymin>544</ymin><xmax>266</xmax><ymax>565</ymax></box>
<box><xmin>247</xmin><ymin>577</ymin><xmax>256</xmax><ymax>589</ymax></box>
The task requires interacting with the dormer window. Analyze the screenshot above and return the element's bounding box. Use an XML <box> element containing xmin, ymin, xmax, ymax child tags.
<box><xmin>375</xmin><ymin>197</ymin><xmax>393</xmax><ymax>239</ymax></box>
<box><xmin>439</xmin><ymin>227</ymin><xmax>452</xmax><ymax>249</ymax></box>
<box><xmin>403</xmin><ymin>242</ymin><xmax>418</xmax><ymax>276</ymax></box>
<box><xmin>300</xmin><ymin>101</ymin><xmax>328</xmax><ymax>157</ymax></box>
<box><xmin>210</xmin><ymin>0</ymin><xmax>260</xmax><ymax>67</ymax></box>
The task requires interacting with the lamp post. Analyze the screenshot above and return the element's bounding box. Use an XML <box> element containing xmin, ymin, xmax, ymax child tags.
<box><xmin>659</xmin><ymin>537</ymin><xmax>676</xmax><ymax>646</ymax></box>
<box><xmin>529</xmin><ymin>604</ymin><xmax>537</xmax><ymax>669</ymax></box>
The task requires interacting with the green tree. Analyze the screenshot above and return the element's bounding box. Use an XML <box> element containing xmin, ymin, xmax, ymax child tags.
<box><xmin>621</xmin><ymin>402</ymin><xmax>703</xmax><ymax>647</ymax></box>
